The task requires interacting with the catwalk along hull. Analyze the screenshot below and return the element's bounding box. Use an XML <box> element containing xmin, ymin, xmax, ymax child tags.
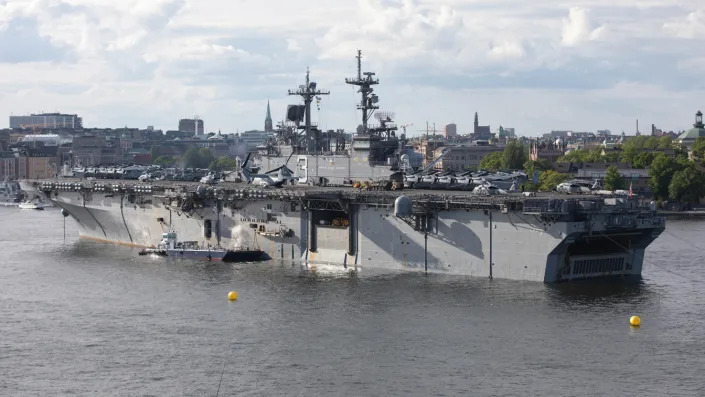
<box><xmin>24</xmin><ymin>179</ymin><xmax>665</xmax><ymax>282</ymax></box>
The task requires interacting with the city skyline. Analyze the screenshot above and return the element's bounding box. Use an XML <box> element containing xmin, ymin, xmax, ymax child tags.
<box><xmin>1</xmin><ymin>0</ymin><xmax>704</xmax><ymax>136</ymax></box>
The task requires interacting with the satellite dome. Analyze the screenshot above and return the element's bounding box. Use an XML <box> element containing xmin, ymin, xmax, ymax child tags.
<box><xmin>394</xmin><ymin>196</ymin><xmax>412</xmax><ymax>217</ymax></box>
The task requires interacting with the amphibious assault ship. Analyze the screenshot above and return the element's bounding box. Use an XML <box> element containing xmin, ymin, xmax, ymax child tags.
<box><xmin>20</xmin><ymin>52</ymin><xmax>666</xmax><ymax>282</ymax></box>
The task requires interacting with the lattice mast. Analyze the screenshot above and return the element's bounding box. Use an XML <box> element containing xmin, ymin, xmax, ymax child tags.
<box><xmin>345</xmin><ymin>50</ymin><xmax>380</xmax><ymax>135</ymax></box>
<box><xmin>288</xmin><ymin>68</ymin><xmax>330</xmax><ymax>152</ymax></box>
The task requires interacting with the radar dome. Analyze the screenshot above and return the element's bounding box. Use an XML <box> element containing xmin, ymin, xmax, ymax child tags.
<box><xmin>394</xmin><ymin>196</ymin><xmax>413</xmax><ymax>217</ymax></box>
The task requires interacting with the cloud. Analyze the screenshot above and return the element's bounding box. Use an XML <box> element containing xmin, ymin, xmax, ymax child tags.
<box><xmin>1</xmin><ymin>0</ymin><xmax>186</xmax><ymax>57</ymax></box>
<box><xmin>561</xmin><ymin>7</ymin><xmax>605</xmax><ymax>47</ymax></box>
<box><xmin>663</xmin><ymin>8</ymin><xmax>705</xmax><ymax>39</ymax></box>
<box><xmin>488</xmin><ymin>39</ymin><xmax>526</xmax><ymax>60</ymax></box>
<box><xmin>0</xmin><ymin>17</ymin><xmax>67</xmax><ymax>62</ymax></box>
<box><xmin>0</xmin><ymin>0</ymin><xmax>702</xmax><ymax>136</ymax></box>
<box><xmin>316</xmin><ymin>0</ymin><xmax>465</xmax><ymax>62</ymax></box>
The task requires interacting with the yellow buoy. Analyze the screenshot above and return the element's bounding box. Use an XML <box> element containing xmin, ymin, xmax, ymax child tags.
<box><xmin>630</xmin><ymin>315</ymin><xmax>640</xmax><ymax>326</ymax></box>
<box><xmin>228</xmin><ymin>291</ymin><xmax>238</xmax><ymax>301</ymax></box>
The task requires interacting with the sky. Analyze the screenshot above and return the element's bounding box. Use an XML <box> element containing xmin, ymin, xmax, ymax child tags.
<box><xmin>1</xmin><ymin>0</ymin><xmax>704</xmax><ymax>137</ymax></box>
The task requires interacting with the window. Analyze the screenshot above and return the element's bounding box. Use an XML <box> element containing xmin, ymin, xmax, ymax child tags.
<box><xmin>204</xmin><ymin>219</ymin><xmax>212</xmax><ymax>239</ymax></box>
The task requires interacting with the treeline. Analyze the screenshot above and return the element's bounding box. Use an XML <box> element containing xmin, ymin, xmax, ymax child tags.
<box><xmin>152</xmin><ymin>148</ymin><xmax>240</xmax><ymax>171</ymax></box>
<box><xmin>556</xmin><ymin>136</ymin><xmax>690</xmax><ymax>167</ymax></box>
<box><xmin>648</xmin><ymin>153</ymin><xmax>705</xmax><ymax>203</ymax></box>
<box><xmin>479</xmin><ymin>139</ymin><xmax>527</xmax><ymax>171</ymax></box>
<box><xmin>479</xmin><ymin>137</ymin><xmax>705</xmax><ymax>203</ymax></box>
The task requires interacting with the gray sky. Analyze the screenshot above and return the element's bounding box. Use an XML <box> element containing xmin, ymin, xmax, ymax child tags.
<box><xmin>1</xmin><ymin>0</ymin><xmax>704</xmax><ymax>136</ymax></box>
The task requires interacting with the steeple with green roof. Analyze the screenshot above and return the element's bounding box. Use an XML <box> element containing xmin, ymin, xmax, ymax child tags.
<box><xmin>264</xmin><ymin>100</ymin><xmax>273</xmax><ymax>132</ymax></box>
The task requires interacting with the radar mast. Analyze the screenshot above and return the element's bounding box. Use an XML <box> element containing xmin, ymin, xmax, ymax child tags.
<box><xmin>345</xmin><ymin>50</ymin><xmax>380</xmax><ymax>135</ymax></box>
<box><xmin>288</xmin><ymin>68</ymin><xmax>330</xmax><ymax>153</ymax></box>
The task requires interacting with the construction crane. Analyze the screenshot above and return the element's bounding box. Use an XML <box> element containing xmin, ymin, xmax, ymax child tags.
<box><xmin>417</xmin><ymin>122</ymin><xmax>440</xmax><ymax>140</ymax></box>
<box><xmin>399</xmin><ymin>123</ymin><xmax>413</xmax><ymax>135</ymax></box>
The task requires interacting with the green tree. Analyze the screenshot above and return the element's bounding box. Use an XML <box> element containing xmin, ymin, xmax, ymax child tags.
<box><xmin>539</xmin><ymin>170</ymin><xmax>568</xmax><ymax>191</ymax></box>
<box><xmin>480</xmin><ymin>151</ymin><xmax>503</xmax><ymax>171</ymax></box>
<box><xmin>501</xmin><ymin>139</ymin><xmax>526</xmax><ymax>169</ymax></box>
<box><xmin>657</xmin><ymin>136</ymin><xmax>673</xmax><ymax>150</ymax></box>
<box><xmin>648</xmin><ymin>153</ymin><xmax>682</xmax><ymax>200</ymax></box>
<box><xmin>521</xmin><ymin>159</ymin><xmax>551</xmax><ymax>191</ymax></box>
<box><xmin>603</xmin><ymin>150</ymin><xmax>621</xmax><ymax>162</ymax></box>
<box><xmin>584</xmin><ymin>147</ymin><xmax>606</xmax><ymax>162</ymax></box>
<box><xmin>620</xmin><ymin>136</ymin><xmax>673</xmax><ymax>164</ymax></box>
<box><xmin>150</xmin><ymin>145</ymin><xmax>160</xmax><ymax>160</ymax></box>
<box><xmin>603</xmin><ymin>165</ymin><xmax>625</xmax><ymax>191</ymax></box>
<box><xmin>669</xmin><ymin>167</ymin><xmax>705</xmax><ymax>204</ymax></box>
<box><xmin>557</xmin><ymin>149</ymin><xmax>588</xmax><ymax>163</ymax></box>
<box><xmin>621</xmin><ymin>136</ymin><xmax>661</xmax><ymax>163</ymax></box>
<box><xmin>183</xmin><ymin>147</ymin><xmax>199</xmax><ymax>168</ymax></box>
<box><xmin>198</xmin><ymin>148</ymin><xmax>214</xmax><ymax>168</ymax></box>
<box><xmin>183</xmin><ymin>147</ymin><xmax>215</xmax><ymax>169</ymax></box>
<box><xmin>521</xmin><ymin>181</ymin><xmax>540</xmax><ymax>192</ymax></box>
<box><xmin>153</xmin><ymin>155</ymin><xmax>176</xmax><ymax>168</ymax></box>
<box><xmin>523</xmin><ymin>159</ymin><xmax>552</xmax><ymax>183</ymax></box>
<box><xmin>692</xmin><ymin>137</ymin><xmax>705</xmax><ymax>161</ymax></box>
<box><xmin>631</xmin><ymin>152</ymin><xmax>654</xmax><ymax>169</ymax></box>
<box><xmin>210</xmin><ymin>156</ymin><xmax>240</xmax><ymax>171</ymax></box>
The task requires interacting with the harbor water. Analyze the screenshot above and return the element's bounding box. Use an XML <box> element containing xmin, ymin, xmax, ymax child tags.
<box><xmin>1</xmin><ymin>207</ymin><xmax>704</xmax><ymax>396</ymax></box>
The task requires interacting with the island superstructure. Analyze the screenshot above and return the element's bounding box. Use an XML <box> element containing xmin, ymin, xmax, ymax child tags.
<box><xmin>257</xmin><ymin>51</ymin><xmax>411</xmax><ymax>187</ymax></box>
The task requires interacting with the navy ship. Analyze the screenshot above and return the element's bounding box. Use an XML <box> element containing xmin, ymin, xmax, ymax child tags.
<box><xmin>20</xmin><ymin>52</ymin><xmax>666</xmax><ymax>282</ymax></box>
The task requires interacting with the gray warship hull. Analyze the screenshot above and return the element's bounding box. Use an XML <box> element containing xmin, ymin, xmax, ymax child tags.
<box><xmin>23</xmin><ymin>179</ymin><xmax>664</xmax><ymax>282</ymax></box>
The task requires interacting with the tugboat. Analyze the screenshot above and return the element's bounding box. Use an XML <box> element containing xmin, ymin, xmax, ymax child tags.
<box><xmin>19</xmin><ymin>198</ymin><xmax>45</xmax><ymax>210</ymax></box>
<box><xmin>139</xmin><ymin>231</ymin><xmax>267</xmax><ymax>262</ymax></box>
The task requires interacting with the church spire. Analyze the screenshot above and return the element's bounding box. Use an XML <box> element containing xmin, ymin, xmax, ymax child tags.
<box><xmin>264</xmin><ymin>100</ymin><xmax>273</xmax><ymax>132</ymax></box>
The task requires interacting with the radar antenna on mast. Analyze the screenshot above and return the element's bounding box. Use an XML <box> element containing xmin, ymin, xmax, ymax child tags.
<box><xmin>345</xmin><ymin>50</ymin><xmax>381</xmax><ymax>135</ymax></box>
<box><xmin>288</xmin><ymin>67</ymin><xmax>330</xmax><ymax>153</ymax></box>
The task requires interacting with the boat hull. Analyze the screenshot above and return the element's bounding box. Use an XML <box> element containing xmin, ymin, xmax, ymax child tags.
<box><xmin>24</xmin><ymin>180</ymin><xmax>665</xmax><ymax>282</ymax></box>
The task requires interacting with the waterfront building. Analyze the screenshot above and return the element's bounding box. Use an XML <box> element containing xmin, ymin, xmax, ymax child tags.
<box><xmin>412</xmin><ymin>137</ymin><xmax>445</xmax><ymax>166</ymax></box>
<box><xmin>70</xmin><ymin>135</ymin><xmax>121</xmax><ymax>166</ymax></box>
<box><xmin>9</xmin><ymin>113</ymin><xmax>82</xmax><ymax>130</ymax></box>
<box><xmin>178</xmin><ymin>118</ymin><xmax>204</xmax><ymax>135</ymax></box>
<box><xmin>575</xmin><ymin>163</ymin><xmax>650</xmax><ymax>195</ymax></box>
<box><xmin>0</xmin><ymin>152</ymin><xmax>16</xmax><ymax>178</ymax></box>
<box><xmin>444</xmin><ymin>123</ymin><xmax>457</xmax><ymax>139</ymax></box>
<box><xmin>20</xmin><ymin>134</ymin><xmax>63</xmax><ymax>146</ymax></box>
<box><xmin>165</xmin><ymin>130</ymin><xmax>193</xmax><ymax>140</ymax></box>
<box><xmin>530</xmin><ymin>138</ymin><xmax>564</xmax><ymax>163</ymax></box>
<box><xmin>434</xmin><ymin>141</ymin><xmax>503</xmax><ymax>171</ymax></box>
<box><xmin>237</xmin><ymin>130</ymin><xmax>276</xmax><ymax>153</ymax></box>
<box><xmin>22</xmin><ymin>147</ymin><xmax>58</xmax><ymax>179</ymax></box>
